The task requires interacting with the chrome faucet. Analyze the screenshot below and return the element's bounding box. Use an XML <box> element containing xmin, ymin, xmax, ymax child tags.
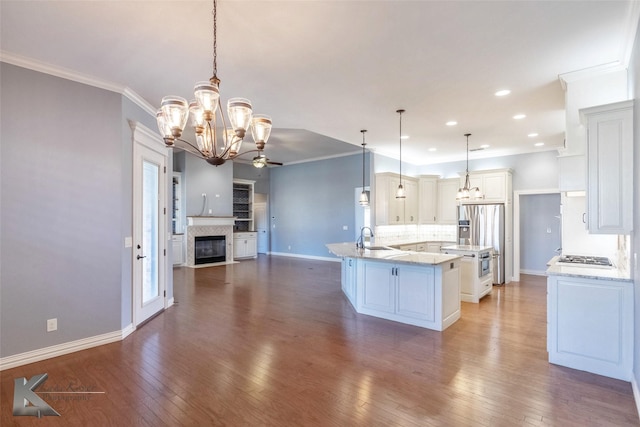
<box><xmin>356</xmin><ymin>226</ymin><xmax>374</xmax><ymax>249</ymax></box>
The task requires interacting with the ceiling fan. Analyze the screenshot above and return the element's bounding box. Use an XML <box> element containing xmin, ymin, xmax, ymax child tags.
<box><xmin>252</xmin><ymin>150</ymin><xmax>282</xmax><ymax>168</ymax></box>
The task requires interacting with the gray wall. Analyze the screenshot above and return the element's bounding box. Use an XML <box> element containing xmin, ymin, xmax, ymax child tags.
<box><xmin>2</xmin><ymin>64</ymin><xmax>116</xmax><ymax>356</ymax></box>
<box><xmin>233</xmin><ymin>162</ymin><xmax>271</xmax><ymax>195</ymax></box>
<box><xmin>519</xmin><ymin>194</ymin><xmax>561</xmax><ymax>274</ymax></box>
<box><xmin>269</xmin><ymin>153</ymin><xmax>369</xmax><ymax>257</ymax></box>
<box><xmin>183</xmin><ymin>154</ymin><xmax>233</xmax><ymax>217</ymax></box>
<box><xmin>0</xmin><ymin>63</ymin><xmax>163</xmax><ymax>358</ymax></box>
<box><xmin>415</xmin><ymin>150</ymin><xmax>560</xmax><ymax>191</ymax></box>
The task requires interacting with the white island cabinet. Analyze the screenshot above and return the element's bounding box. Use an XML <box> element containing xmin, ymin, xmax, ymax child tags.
<box><xmin>328</xmin><ymin>243</ymin><xmax>462</xmax><ymax>331</ymax></box>
<box><xmin>546</xmin><ymin>258</ymin><xmax>633</xmax><ymax>381</ymax></box>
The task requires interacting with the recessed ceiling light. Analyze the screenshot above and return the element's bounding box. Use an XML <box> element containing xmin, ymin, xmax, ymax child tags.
<box><xmin>528</xmin><ymin>132</ymin><xmax>539</xmax><ymax>138</ymax></box>
<box><xmin>513</xmin><ymin>114</ymin><xmax>526</xmax><ymax>120</ymax></box>
<box><xmin>534</xmin><ymin>142</ymin><xmax>545</xmax><ymax>147</ymax></box>
<box><xmin>480</xmin><ymin>144</ymin><xmax>490</xmax><ymax>149</ymax></box>
<box><xmin>446</xmin><ymin>121</ymin><xmax>457</xmax><ymax>126</ymax></box>
<box><xmin>428</xmin><ymin>147</ymin><xmax>437</xmax><ymax>152</ymax></box>
<box><xmin>495</xmin><ymin>89</ymin><xmax>511</xmax><ymax>97</ymax></box>
<box><xmin>401</xmin><ymin>135</ymin><xmax>409</xmax><ymax>140</ymax></box>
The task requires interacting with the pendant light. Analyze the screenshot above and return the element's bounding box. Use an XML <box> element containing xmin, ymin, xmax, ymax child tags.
<box><xmin>358</xmin><ymin>130</ymin><xmax>369</xmax><ymax>206</ymax></box>
<box><xmin>396</xmin><ymin>109</ymin><xmax>406</xmax><ymax>199</ymax></box>
<box><xmin>456</xmin><ymin>133</ymin><xmax>482</xmax><ymax>200</ymax></box>
<box><xmin>156</xmin><ymin>0</ymin><xmax>272</xmax><ymax>166</ymax></box>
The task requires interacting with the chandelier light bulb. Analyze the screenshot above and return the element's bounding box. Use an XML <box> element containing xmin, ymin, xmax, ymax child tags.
<box><xmin>251</xmin><ymin>115</ymin><xmax>273</xmax><ymax>150</ymax></box>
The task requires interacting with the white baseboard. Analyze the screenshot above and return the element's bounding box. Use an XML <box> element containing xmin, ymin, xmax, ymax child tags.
<box><xmin>519</xmin><ymin>269</ymin><xmax>547</xmax><ymax>276</ymax></box>
<box><xmin>632</xmin><ymin>375</ymin><xmax>640</xmax><ymax>422</ymax></box>
<box><xmin>270</xmin><ymin>252</ymin><xmax>339</xmax><ymax>262</ymax></box>
<box><xmin>0</xmin><ymin>328</ymin><xmax>126</xmax><ymax>371</ymax></box>
<box><xmin>167</xmin><ymin>297</ymin><xmax>175</xmax><ymax>308</ymax></box>
<box><xmin>121</xmin><ymin>323</ymin><xmax>135</xmax><ymax>340</ymax></box>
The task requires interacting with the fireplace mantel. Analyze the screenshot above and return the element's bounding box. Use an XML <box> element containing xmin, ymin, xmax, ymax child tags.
<box><xmin>187</xmin><ymin>216</ymin><xmax>236</xmax><ymax>227</ymax></box>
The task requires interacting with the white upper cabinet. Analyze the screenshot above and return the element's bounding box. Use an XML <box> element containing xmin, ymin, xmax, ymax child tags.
<box><xmin>375</xmin><ymin>173</ymin><xmax>417</xmax><ymax>225</ymax></box>
<box><xmin>418</xmin><ymin>175</ymin><xmax>438</xmax><ymax>224</ymax></box>
<box><xmin>436</xmin><ymin>179</ymin><xmax>459</xmax><ymax>225</ymax></box>
<box><xmin>581</xmin><ymin>100</ymin><xmax>633</xmax><ymax>234</ymax></box>
<box><xmin>461</xmin><ymin>169</ymin><xmax>512</xmax><ymax>204</ymax></box>
<box><xmin>404</xmin><ymin>178</ymin><xmax>419</xmax><ymax>224</ymax></box>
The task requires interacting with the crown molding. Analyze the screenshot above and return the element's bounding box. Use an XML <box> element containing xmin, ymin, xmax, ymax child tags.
<box><xmin>557</xmin><ymin>61</ymin><xmax>627</xmax><ymax>91</ymax></box>
<box><xmin>0</xmin><ymin>50</ymin><xmax>156</xmax><ymax>117</ymax></box>
<box><xmin>558</xmin><ymin>2</ymin><xmax>639</xmax><ymax>91</ymax></box>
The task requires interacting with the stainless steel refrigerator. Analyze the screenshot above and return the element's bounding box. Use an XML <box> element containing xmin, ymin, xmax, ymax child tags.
<box><xmin>458</xmin><ymin>204</ymin><xmax>505</xmax><ymax>284</ymax></box>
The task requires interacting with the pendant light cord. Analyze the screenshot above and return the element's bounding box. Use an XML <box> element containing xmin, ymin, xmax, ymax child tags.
<box><xmin>212</xmin><ymin>0</ymin><xmax>218</xmax><ymax>80</ymax></box>
<box><xmin>361</xmin><ymin>130</ymin><xmax>367</xmax><ymax>189</ymax></box>
<box><xmin>465</xmin><ymin>133</ymin><xmax>470</xmax><ymax>174</ymax></box>
<box><xmin>397</xmin><ymin>109</ymin><xmax>405</xmax><ymax>185</ymax></box>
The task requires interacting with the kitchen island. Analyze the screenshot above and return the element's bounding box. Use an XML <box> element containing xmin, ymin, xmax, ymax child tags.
<box><xmin>441</xmin><ymin>244</ymin><xmax>494</xmax><ymax>303</ymax></box>
<box><xmin>546</xmin><ymin>256</ymin><xmax>633</xmax><ymax>380</ymax></box>
<box><xmin>327</xmin><ymin>243</ymin><xmax>462</xmax><ymax>331</ymax></box>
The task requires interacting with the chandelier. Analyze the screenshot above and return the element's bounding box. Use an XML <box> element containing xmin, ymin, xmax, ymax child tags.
<box><xmin>156</xmin><ymin>0</ymin><xmax>272</xmax><ymax>166</ymax></box>
<box><xmin>456</xmin><ymin>133</ymin><xmax>482</xmax><ymax>200</ymax></box>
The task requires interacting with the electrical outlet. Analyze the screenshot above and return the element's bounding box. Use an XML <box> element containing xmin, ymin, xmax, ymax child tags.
<box><xmin>47</xmin><ymin>318</ymin><xmax>57</xmax><ymax>332</ymax></box>
<box><xmin>288</xmin><ymin>245</ymin><xmax>291</xmax><ymax>251</ymax></box>
<box><xmin>343</xmin><ymin>225</ymin><xmax>348</xmax><ymax>230</ymax></box>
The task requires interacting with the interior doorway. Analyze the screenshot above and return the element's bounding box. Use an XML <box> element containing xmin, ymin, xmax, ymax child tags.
<box><xmin>513</xmin><ymin>189</ymin><xmax>561</xmax><ymax>280</ymax></box>
<box><xmin>255</xmin><ymin>200</ymin><xmax>269</xmax><ymax>254</ymax></box>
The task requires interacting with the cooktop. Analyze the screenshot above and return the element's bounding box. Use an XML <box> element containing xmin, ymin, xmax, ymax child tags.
<box><xmin>557</xmin><ymin>255</ymin><xmax>613</xmax><ymax>268</ymax></box>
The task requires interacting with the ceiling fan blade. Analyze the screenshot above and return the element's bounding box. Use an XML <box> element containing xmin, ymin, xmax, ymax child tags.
<box><xmin>266</xmin><ymin>160</ymin><xmax>283</xmax><ymax>166</ymax></box>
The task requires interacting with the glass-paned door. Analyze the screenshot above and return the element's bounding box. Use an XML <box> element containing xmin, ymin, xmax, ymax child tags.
<box><xmin>133</xmin><ymin>140</ymin><xmax>166</xmax><ymax>326</ymax></box>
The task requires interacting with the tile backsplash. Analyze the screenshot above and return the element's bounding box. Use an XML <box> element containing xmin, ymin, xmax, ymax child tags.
<box><xmin>375</xmin><ymin>224</ymin><xmax>457</xmax><ymax>245</ymax></box>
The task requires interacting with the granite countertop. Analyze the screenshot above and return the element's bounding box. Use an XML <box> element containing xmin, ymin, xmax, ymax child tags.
<box><xmin>546</xmin><ymin>256</ymin><xmax>631</xmax><ymax>282</ymax></box>
<box><xmin>326</xmin><ymin>242</ymin><xmax>461</xmax><ymax>266</ymax></box>
<box><xmin>441</xmin><ymin>244</ymin><xmax>493</xmax><ymax>253</ymax></box>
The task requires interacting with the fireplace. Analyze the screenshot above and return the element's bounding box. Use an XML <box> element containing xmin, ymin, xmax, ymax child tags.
<box><xmin>194</xmin><ymin>236</ymin><xmax>226</xmax><ymax>265</ymax></box>
<box><xmin>186</xmin><ymin>216</ymin><xmax>235</xmax><ymax>267</ymax></box>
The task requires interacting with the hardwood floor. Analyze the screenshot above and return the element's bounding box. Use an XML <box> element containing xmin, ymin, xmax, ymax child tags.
<box><xmin>2</xmin><ymin>255</ymin><xmax>638</xmax><ymax>426</ymax></box>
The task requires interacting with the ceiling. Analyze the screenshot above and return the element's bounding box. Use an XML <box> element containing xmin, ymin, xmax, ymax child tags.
<box><xmin>1</xmin><ymin>1</ymin><xmax>638</xmax><ymax>166</ymax></box>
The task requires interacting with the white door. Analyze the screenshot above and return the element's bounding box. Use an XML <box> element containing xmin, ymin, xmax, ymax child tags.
<box><xmin>133</xmin><ymin>133</ymin><xmax>167</xmax><ymax>326</ymax></box>
<box><xmin>255</xmin><ymin>202</ymin><xmax>268</xmax><ymax>254</ymax></box>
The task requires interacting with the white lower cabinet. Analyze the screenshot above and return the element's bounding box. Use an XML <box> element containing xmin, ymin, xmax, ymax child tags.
<box><xmin>457</xmin><ymin>256</ymin><xmax>492</xmax><ymax>303</ymax></box>
<box><xmin>172</xmin><ymin>234</ymin><xmax>184</xmax><ymax>265</ymax></box>
<box><xmin>233</xmin><ymin>232</ymin><xmax>257</xmax><ymax>259</ymax></box>
<box><xmin>356</xmin><ymin>259</ymin><xmax>460</xmax><ymax>331</ymax></box>
<box><xmin>341</xmin><ymin>257</ymin><xmax>357</xmax><ymax>308</ymax></box>
<box><xmin>547</xmin><ymin>274</ymin><xmax>633</xmax><ymax>381</ymax></box>
<box><xmin>427</xmin><ymin>243</ymin><xmax>442</xmax><ymax>253</ymax></box>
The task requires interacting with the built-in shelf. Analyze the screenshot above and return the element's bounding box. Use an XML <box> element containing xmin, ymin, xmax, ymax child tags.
<box><xmin>172</xmin><ymin>172</ymin><xmax>184</xmax><ymax>235</ymax></box>
<box><xmin>232</xmin><ymin>179</ymin><xmax>254</xmax><ymax>232</ymax></box>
